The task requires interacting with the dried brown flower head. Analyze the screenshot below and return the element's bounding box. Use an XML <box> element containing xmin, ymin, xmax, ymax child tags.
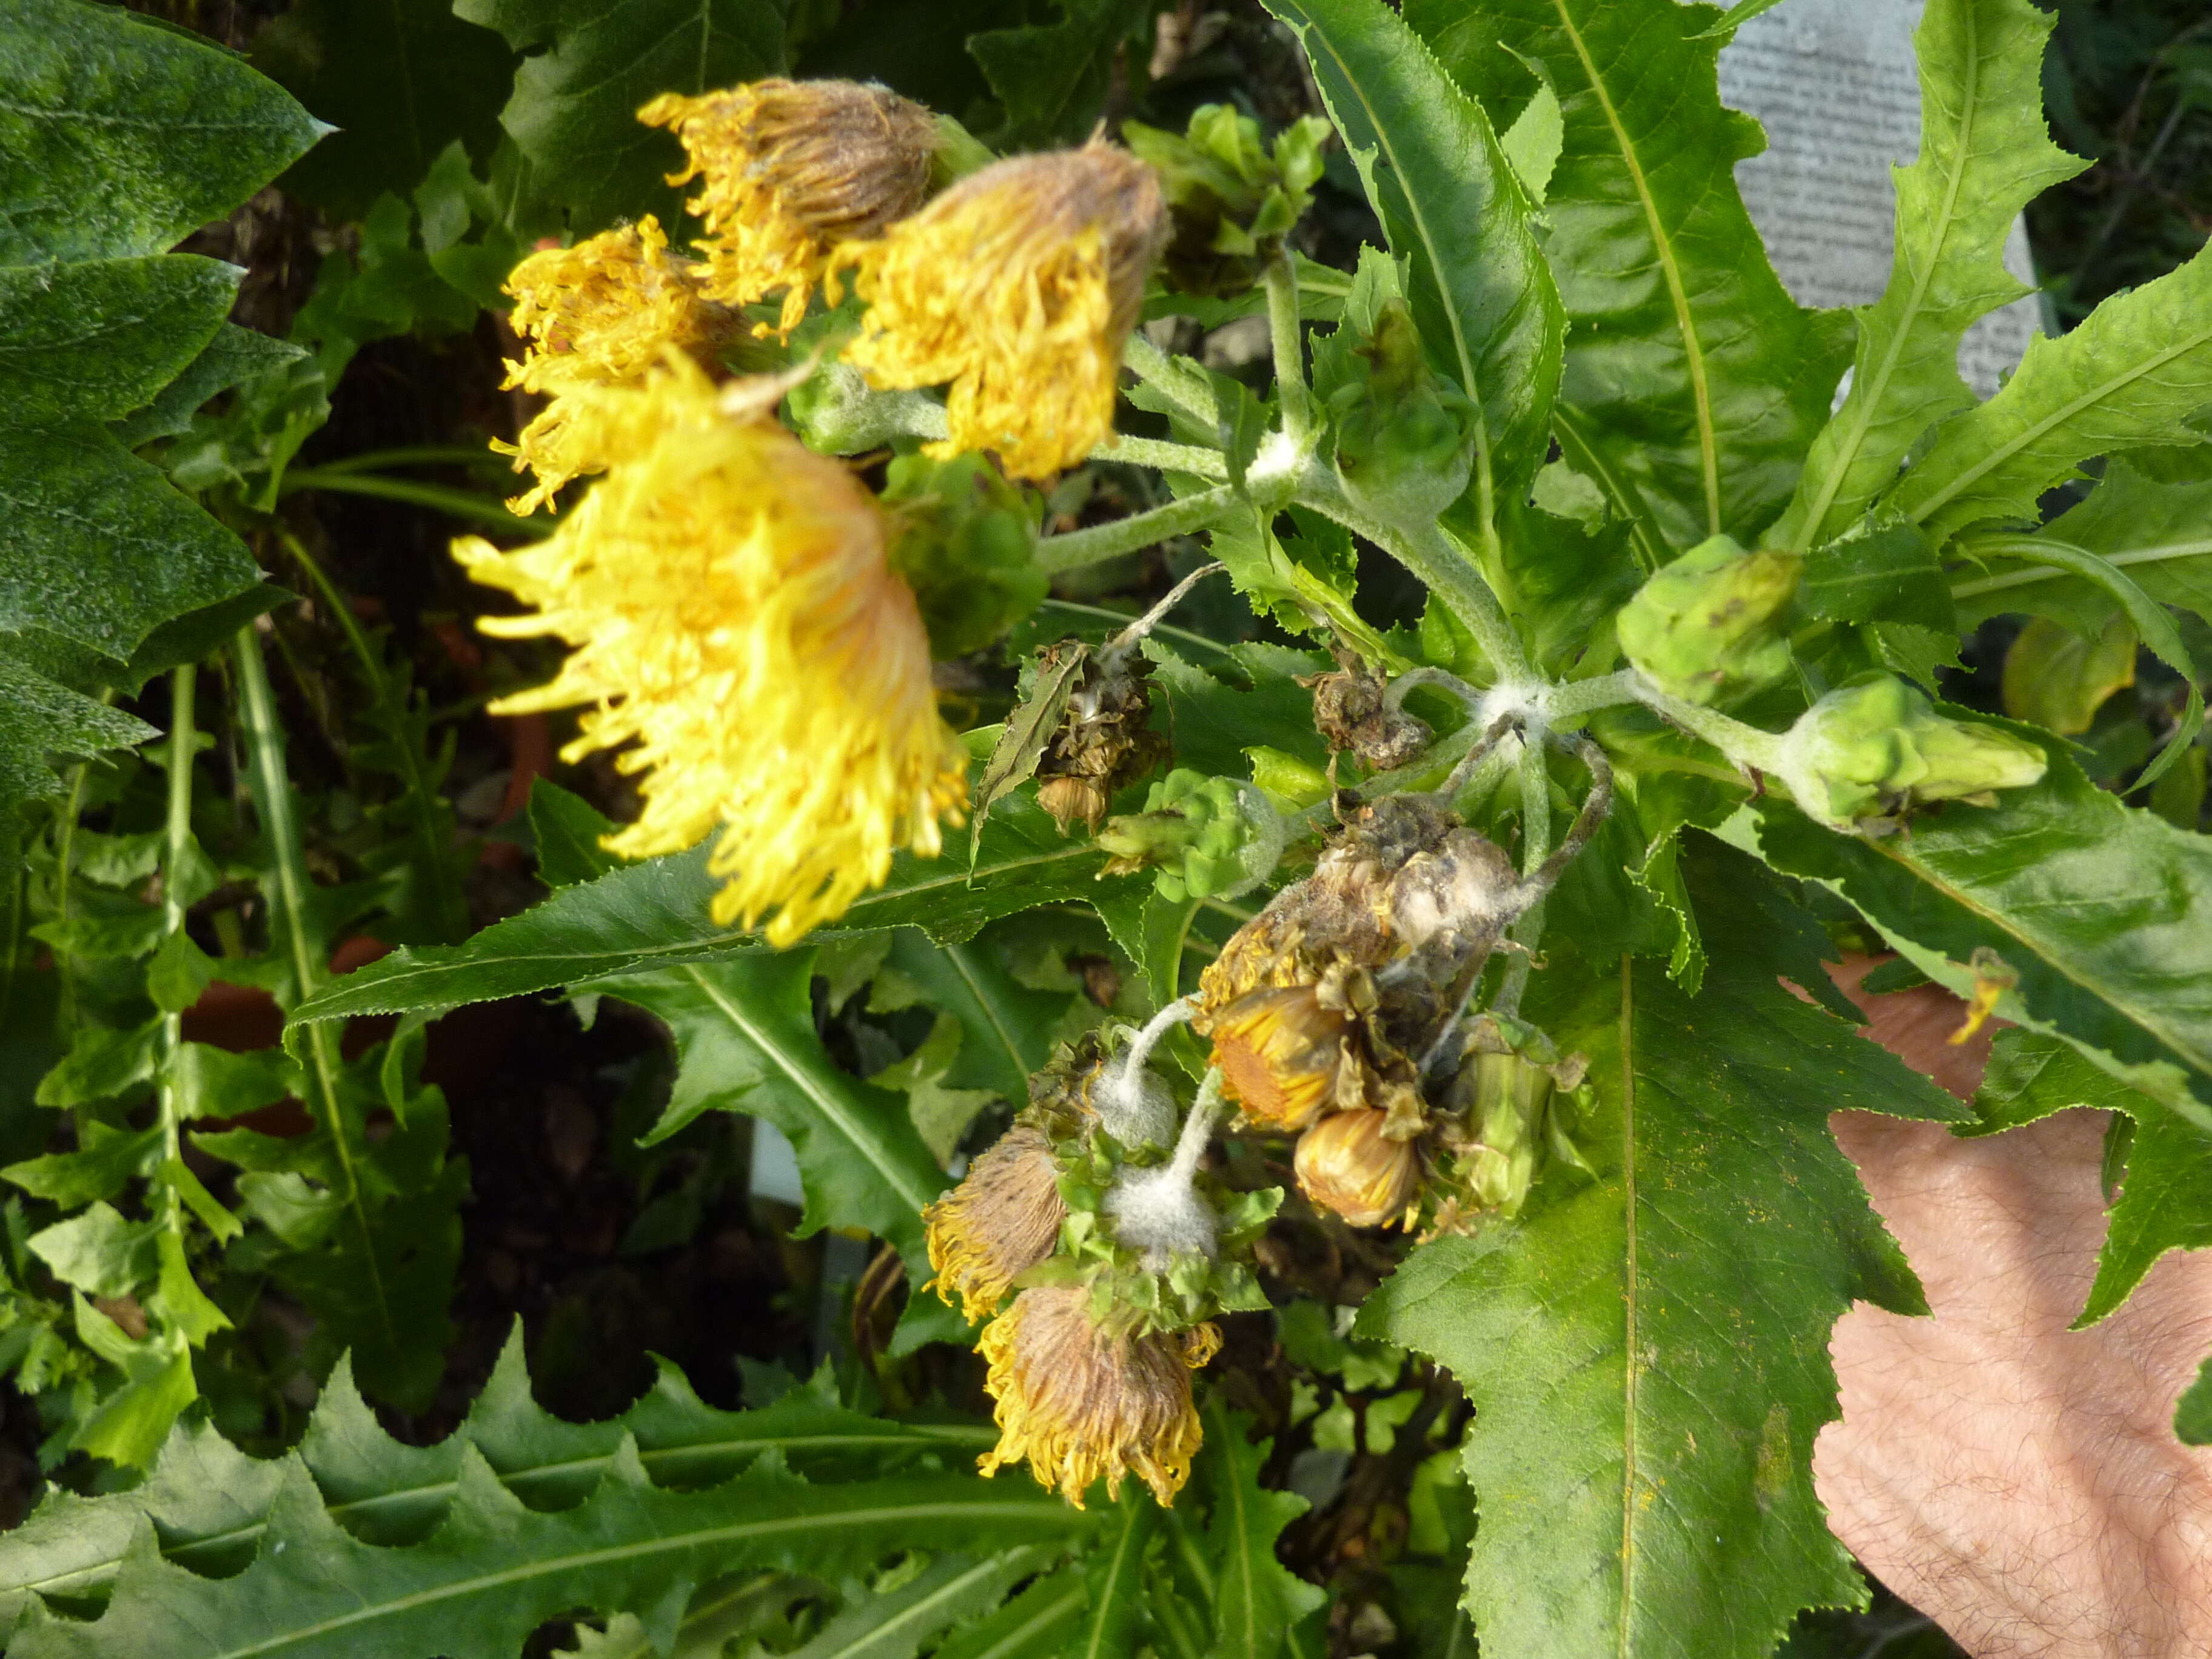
<box><xmin>922</xmin><ymin>1125</ymin><xmax>1067</xmax><ymax>1322</ymax></box>
<box><xmin>976</xmin><ymin>1284</ymin><xmax>1220</xmax><ymax>1506</ymax></box>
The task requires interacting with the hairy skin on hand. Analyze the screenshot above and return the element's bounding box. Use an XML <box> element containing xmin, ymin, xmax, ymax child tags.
<box><xmin>1816</xmin><ymin>963</ymin><xmax>2212</xmax><ymax>1658</ymax></box>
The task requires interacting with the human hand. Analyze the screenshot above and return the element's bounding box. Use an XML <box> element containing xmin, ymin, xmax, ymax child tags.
<box><xmin>1814</xmin><ymin>966</ymin><xmax>2212</xmax><ymax>1658</ymax></box>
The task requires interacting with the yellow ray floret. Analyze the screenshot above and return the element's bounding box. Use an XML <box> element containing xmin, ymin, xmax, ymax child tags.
<box><xmin>496</xmin><ymin>216</ymin><xmax>732</xmax><ymax>512</ymax></box>
<box><xmin>977</xmin><ymin>1284</ymin><xmax>1218</xmax><ymax>1507</ymax></box>
<box><xmin>640</xmin><ymin>79</ymin><xmax>939</xmax><ymax>338</ymax></box>
<box><xmin>836</xmin><ymin>143</ymin><xmax>1167</xmax><ymax>480</ymax></box>
<box><xmin>454</xmin><ymin>359</ymin><xmax>966</xmax><ymax>945</ymax></box>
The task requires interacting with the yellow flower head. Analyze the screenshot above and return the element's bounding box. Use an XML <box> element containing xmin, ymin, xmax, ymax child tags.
<box><xmin>453</xmin><ymin>358</ymin><xmax>966</xmax><ymax>945</ymax></box>
<box><xmin>1295</xmin><ymin>1108</ymin><xmax>1418</xmax><ymax>1228</ymax></box>
<box><xmin>640</xmin><ymin>78</ymin><xmax>940</xmax><ymax>337</ymax></box>
<box><xmin>837</xmin><ymin>142</ymin><xmax>1168</xmax><ymax>480</ymax></box>
<box><xmin>496</xmin><ymin>216</ymin><xmax>736</xmax><ymax>512</ymax></box>
<box><xmin>923</xmin><ymin>1125</ymin><xmax>1065</xmax><ymax>1322</ymax></box>
<box><xmin>977</xmin><ymin>1284</ymin><xmax>1219</xmax><ymax>1507</ymax></box>
<box><xmin>1205</xmin><ymin>984</ymin><xmax>1350</xmax><ymax>1133</ymax></box>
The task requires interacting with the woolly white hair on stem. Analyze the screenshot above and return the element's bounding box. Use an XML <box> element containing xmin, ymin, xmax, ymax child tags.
<box><xmin>1106</xmin><ymin>1067</ymin><xmax>1227</xmax><ymax>1268</ymax></box>
<box><xmin>1094</xmin><ymin>996</ymin><xmax>1196</xmax><ymax>1148</ymax></box>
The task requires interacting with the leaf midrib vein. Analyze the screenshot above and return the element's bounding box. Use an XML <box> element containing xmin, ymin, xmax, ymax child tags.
<box><xmin>203</xmin><ymin>1500</ymin><xmax>1076</xmax><ymax>1658</ymax></box>
<box><xmin>1551</xmin><ymin>1</ymin><xmax>1721</xmax><ymax>536</ymax></box>
<box><xmin>1797</xmin><ymin>2</ymin><xmax>1985</xmax><ymax>544</ymax></box>
<box><xmin>1908</xmin><ymin>321</ymin><xmax>2212</xmax><ymax>525</ymax></box>
<box><xmin>682</xmin><ymin>965</ymin><xmax>939</xmax><ymax>1216</ymax></box>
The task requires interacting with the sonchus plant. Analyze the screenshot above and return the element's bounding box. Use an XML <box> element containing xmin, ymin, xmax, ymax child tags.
<box><xmin>3</xmin><ymin>0</ymin><xmax>2212</xmax><ymax>1656</ymax></box>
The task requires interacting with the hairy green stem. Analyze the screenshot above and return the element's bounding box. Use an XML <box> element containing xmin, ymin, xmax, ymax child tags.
<box><xmin>1095</xmin><ymin>434</ymin><xmax>1230</xmax><ymax>478</ymax></box>
<box><xmin>281</xmin><ymin>469</ymin><xmax>554</xmax><ymax>538</ymax></box>
<box><xmin>1302</xmin><ymin>471</ymin><xmax>1533</xmax><ymax>681</ymax></box>
<box><xmin>232</xmin><ymin>626</ymin><xmax>397</xmax><ymax>1340</ymax></box>
<box><xmin>1629</xmin><ymin>678</ymin><xmax>1790</xmax><ymax>774</ymax></box>
<box><xmin>307</xmin><ymin>445</ymin><xmax>510</xmax><ymax>477</ymax></box>
<box><xmin>1036</xmin><ymin>484</ymin><xmax>1245</xmax><ymax>575</ymax></box>
<box><xmin>1265</xmin><ymin>249</ymin><xmax>1315</xmax><ymax>449</ymax></box>
<box><xmin>282</xmin><ymin>531</ymin><xmax>469</xmax><ymax>942</ymax></box>
<box><xmin>156</xmin><ymin>666</ymin><xmax>198</xmax><ymax>1204</ymax></box>
<box><xmin>1542</xmin><ymin>669</ymin><xmax>1643</xmax><ymax>723</ymax></box>
<box><xmin>1495</xmin><ymin>736</ymin><xmax>1552</xmax><ymax>1017</ymax></box>
<box><xmin>1124</xmin><ymin>332</ymin><xmax>1218</xmax><ymax>429</ymax></box>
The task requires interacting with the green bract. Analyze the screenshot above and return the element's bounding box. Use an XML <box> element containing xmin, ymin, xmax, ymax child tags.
<box><xmin>1777</xmin><ymin>675</ymin><xmax>2049</xmax><ymax>828</ymax></box>
<box><xmin>882</xmin><ymin>451</ymin><xmax>1047</xmax><ymax>658</ymax></box>
<box><xmin>1616</xmin><ymin>534</ymin><xmax>1802</xmax><ymax>706</ymax></box>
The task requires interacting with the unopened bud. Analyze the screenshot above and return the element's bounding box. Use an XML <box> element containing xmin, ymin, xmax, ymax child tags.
<box><xmin>1329</xmin><ymin>300</ymin><xmax>1478</xmax><ymax>525</ymax></box>
<box><xmin>1775</xmin><ymin>674</ymin><xmax>2048</xmax><ymax>828</ymax></box>
<box><xmin>1098</xmin><ymin>770</ymin><xmax>1285</xmax><ymax>902</ymax></box>
<box><xmin>1441</xmin><ymin>1016</ymin><xmax>1591</xmax><ymax>1218</ymax></box>
<box><xmin>1618</xmin><ymin>534</ymin><xmax>1801</xmax><ymax>706</ymax></box>
<box><xmin>1121</xmin><ymin>105</ymin><xmax>1329</xmax><ymax>295</ymax></box>
<box><xmin>1295</xmin><ymin>1108</ymin><xmax>1418</xmax><ymax>1228</ymax></box>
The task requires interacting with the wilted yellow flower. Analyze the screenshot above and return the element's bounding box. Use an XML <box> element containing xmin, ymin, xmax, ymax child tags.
<box><xmin>496</xmin><ymin>216</ymin><xmax>734</xmax><ymax>512</ymax></box>
<box><xmin>923</xmin><ymin>1126</ymin><xmax>1065</xmax><ymax>1322</ymax></box>
<box><xmin>977</xmin><ymin>1284</ymin><xmax>1219</xmax><ymax>1507</ymax></box>
<box><xmin>1206</xmin><ymin>984</ymin><xmax>1350</xmax><ymax>1133</ymax></box>
<box><xmin>837</xmin><ymin>142</ymin><xmax>1167</xmax><ymax>480</ymax></box>
<box><xmin>454</xmin><ymin>359</ymin><xmax>966</xmax><ymax>945</ymax></box>
<box><xmin>640</xmin><ymin>78</ymin><xmax>939</xmax><ymax>337</ymax></box>
<box><xmin>1295</xmin><ymin>1108</ymin><xmax>1418</xmax><ymax>1228</ymax></box>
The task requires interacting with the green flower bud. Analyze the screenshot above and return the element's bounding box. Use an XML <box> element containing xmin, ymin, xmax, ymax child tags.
<box><xmin>1441</xmin><ymin>1015</ymin><xmax>1592</xmax><ymax>1219</ymax></box>
<box><xmin>1328</xmin><ymin>299</ymin><xmax>1478</xmax><ymax>526</ymax></box>
<box><xmin>1121</xmin><ymin>106</ymin><xmax>1329</xmax><ymax>296</ymax></box>
<box><xmin>882</xmin><ymin>451</ymin><xmax>1046</xmax><ymax>657</ymax></box>
<box><xmin>1617</xmin><ymin>534</ymin><xmax>1801</xmax><ymax>706</ymax></box>
<box><xmin>1097</xmin><ymin>769</ymin><xmax>1286</xmax><ymax>902</ymax></box>
<box><xmin>1776</xmin><ymin>674</ymin><xmax>2048</xmax><ymax>828</ymax></box>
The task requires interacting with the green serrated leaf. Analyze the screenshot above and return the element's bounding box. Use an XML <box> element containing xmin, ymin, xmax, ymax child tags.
<box><xmin>290</xmin><ymin>789</ymin><xmax>1147</xmax><ymax>1024</ymax></box>
<box><xmin>789</xmin><ymin>1546</ymin><xmax>1064</xmax><ymax>1659</ymax></box>
<box><xmin>1717</xmin><ymin>738</ymin><xmax>2212</xmax><ymax>1131</ymax></box>
<box><xmin>933</xmin><ymin>1562</ymin><xmax>1091</xmax><ymax>1659</ymax></box>
<box><xmin>1362</xmin><ymin>900</ymin><xmax>1963</xmax><ymax>1657</ymax></box>
<box><xmin>1966</xmin><ymin>1031</ymin><xmax>2212</xmax><ymax>1327</ymax></box>
<box><xmin>454</xmin><ymin>0</ymin><xmax>785</xmax><ymax>233</ymax></box>
<box><xmin>1200</xmin><ymin>1402</ymin><xmax>1322</xmax><ymax>1659</ymax></box>
<box><xmin>251</xmin><ymin>0</ymin><xmax>515</xmax><ymax>221</ymax></box>
<box><xmin>27</xmin><ymin>1203</ymin><xmax>159</xmax><ymax>1299</ymax></box>
<box><xmin>1406</xmin><ymin>0</ymin><xmax>1852</xmax><ymax>554</ymax></box>
<box><xmin>0</xmin><ymin>256</ymin><xmax>240</xmax><ymax>424</ymax></box>
<box><xmin>884</xmin><ymin>933</ymin><xmax>1068</xmax><ymax>1103</ymax></box>
<box><xmin>8</xmin><ymin>1433</ymin><xmax>1088</xmax><ymax>1659</ymax></box>
<box><xmin>603</xmin><ymin>953</ymin><xmax>949</xmax><ymax>1261</ymax></box>
<box><xmin>0</xmin><ymin>0</ymin><xmax>323</xmax><ymax>264</ymax></box>
<box><xmin>1802</xmin><ymin>524</ymin><xmax>1954</xmax><ymax>630</ymax></box>
<box><xmin>528</xmin><ymin>778</ymin><xmax>622</xmax><ymax>888</ymax></box>
<box><xmin>1952</xmin><ymin>456</ymin><xmax>2212</xmax><ymax>631</ymax></box>
<box><xmin>1266</xmin><ymin>0</ymin><xmax>1565</xmax><ymax>517</ymax></box>
<box><xmin>110</xmin><ymin>324</ymin><xmax>304</xmax><ymax>450</ymax></box>
<box><xmin>0</xmin><ymin>1323</ymin><xmax>1002</xmax><ymax>1629</ymax></box>
<box><xmin>1891</xmin><ymin>238</ymin><xmax>2212</xmax><ymax>543</ymax></box>
<box><xmin>0</xmin><ymin>656</ymin><xmax>156</xmax><ymax>830</ymax></box>
<box><xmin>1775</xmin><ymin>0</ymin><xmax>2085</xmax><ymax>551</ymax></box>
<box><xmin>970</xmin><ymin>0</ymin><xmax>1150</xmax><ymax>147</ymax></box>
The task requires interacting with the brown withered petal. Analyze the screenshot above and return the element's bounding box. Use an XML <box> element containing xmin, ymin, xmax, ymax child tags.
<box><xmin>976</xmin><ymin>1284</ymin><xmax>1218</xmax><ymax>1507</ymax></box>
<box><xmin>922</xmin><ymin>1126</ymin><xmax>1065</xmax><ymax>1322</ymax></box>
<box><xmin>1305</xmin><ymin>655</ymin><xmax>1431</xmax><ymax>771</ymax></box>
<box><xmin>1295</xmin><ymin>1108</ymin><xmax>1419</xmax><ymax>1228</ymax></box>
<box><xmin>639</xmin><ymin>79</ymin><xmax>939</xmax><ymax>335</ymax></box>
